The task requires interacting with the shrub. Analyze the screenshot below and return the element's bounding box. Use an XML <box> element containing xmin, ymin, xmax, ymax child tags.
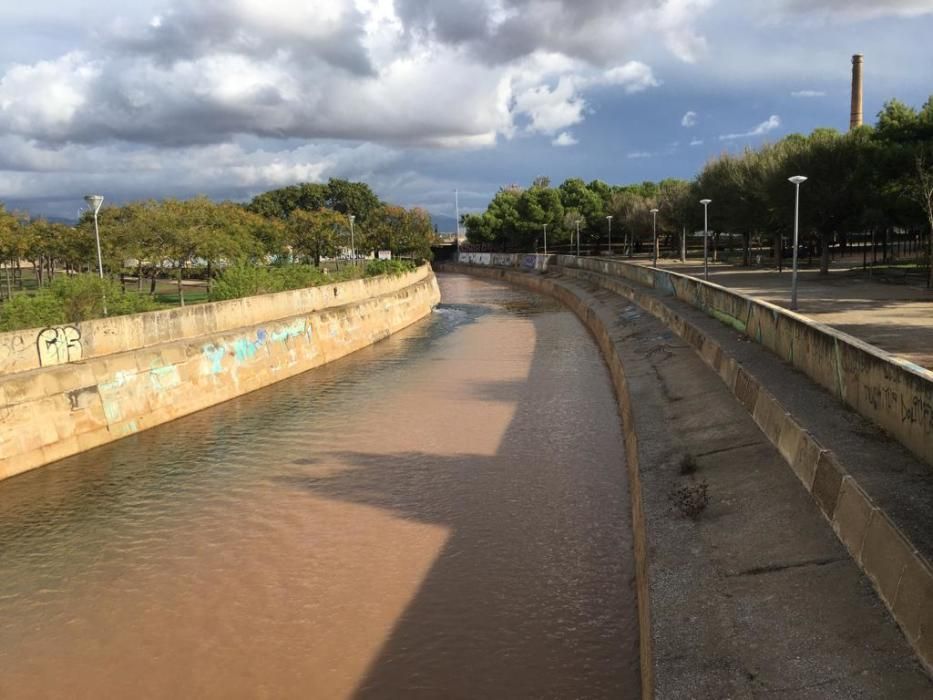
<box><xmin>670</xmin><ymin>480</ymin><xmax>710</xmax><ymax>520</ymax></box>
<box><xmin>364</xmin><ymin>259</ymin><xmax>415</xmax><ymax>277</ymax></box>
<box><xmin>0</xmin><ymin>274</ymin><xmax>159</xmax><ymax>332</ymax></box>
<box><xmin>0</xmin><ymin>291</ymin><xmax>66</xmax><ymax>330</ymax></box>
<box><xmin>210</xmin><ymin>264</ymin><xmax>276</xmax><ymax>300</ymax></box>
<box><xmin>272</xmin><ymin>264</ymin><xmax>328</xmax><ymax>291</ymax></box>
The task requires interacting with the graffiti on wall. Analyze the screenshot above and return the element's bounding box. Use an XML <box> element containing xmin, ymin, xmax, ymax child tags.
<box><xmin>36</xmin><ymin>326</ymin><xmax>83</xmax><ymax>367</ymax></box>
<box><xmin>457</xmin><ymin>252</ymin><xmax>491</xmax><ymax>265</ymax></box>
<box><xmin>491</xmin><ymin>253</ymin><xmax>518</xmax><ymax>267</ymax></box>
<box><xmin>0</xmin><ymin>334</ymin><xmax>27</xmax><ymax>372</ymax></box>
<box><xmin>863</xmin><ymin>383</ymin><xmax>933</xmax><ymax>433</ymax></box>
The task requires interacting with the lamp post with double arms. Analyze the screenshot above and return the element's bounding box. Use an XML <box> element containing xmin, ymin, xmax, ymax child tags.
<box><xmin>788</xmin><ymin>176</ymin><xmax>808</xmax><ymax>310</ymax></box>
<box><xmin>700</xmin><ymin>199</ymin><xmax>712</xmax><ymax>281</ymax></box>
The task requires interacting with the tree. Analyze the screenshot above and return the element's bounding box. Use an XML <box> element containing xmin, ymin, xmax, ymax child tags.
<box><xmin>287</xmin><ymin>209</ymin><xmax>344</xmax><ymax>266</ymax></box>
<box><xmin>325</xmin><ymin>178</ymin><xmax>382</xmax><ymax>224</ymax></box>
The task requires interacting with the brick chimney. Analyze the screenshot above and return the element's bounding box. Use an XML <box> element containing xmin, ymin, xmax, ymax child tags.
<box><xmin>850</xmin><ymin>54</ymin><xmax>864</xmax><ymax>130</ymax></box>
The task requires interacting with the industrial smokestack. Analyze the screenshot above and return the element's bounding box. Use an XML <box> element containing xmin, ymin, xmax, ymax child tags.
<box><xmin>850</xmin><ymin>54</ymin><xmax>864</xmax><ymax>130</ymax></box>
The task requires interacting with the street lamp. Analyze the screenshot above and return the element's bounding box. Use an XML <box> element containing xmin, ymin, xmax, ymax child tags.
<box><xmin>700</xmin><ymin>199</ymin><xmax>712</xmax><ymax>281</ymax></box>
<box><xmin>788</xmin><ymin>176</ymin><xmax>808</xmax><ymax>310</ymax></box>
<box><xmin>454</xmin><ymin>189</ymin><xmax>461</xmax><ymax>253</ymax></box>
<box><xmin>84</xmin><ymin>194</ymin><xmax>104</xmax><ymax>279</ymax></box>
<box><xmin>575</xmin><ymin>219</ymin><xmax>582</xmax><ymax>257</ymax></box>
<box><xmin>650</xmin><ymin>208</ymin><xmax>659</xmax><ymax>268</ymax></box>
<box><xmin>348</xmin><ymin>214</ymin><xmax>356</xmax><ymax>261</ymax></box>
<box><xmin>606</xmin><ymin>215</ymin><xmax>613</xmax><ymax>255</ymax></box>
<box><xmin>543</xmin><ymin>222</ymin><xmax>548</xmax><ymax>256</ymax></box>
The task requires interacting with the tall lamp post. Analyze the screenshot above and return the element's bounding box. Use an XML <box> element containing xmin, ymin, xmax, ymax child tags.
<box><xmin>650</xmin><ymin>208</ymin><xmax>659</xmax><ymax>267</ymax></box>
<box><xmin>348</xmin><ymin>214</ymin><xmax>356</xmax><ymax>261</ymax></box>
<box><xmin>454</xmin><ymin>189</ymin><xmax>461</xmax><ymax>254</ymax></box>
<box><xmin>606</xmin><ymin>215</ymin><xmax>613</xmax><ymax>255</ymax></box>
<box><xmin>575</xmin><ymin>219</ymin><xmax>582</xmax><ymax>257</ymax></box>
<box><xmin>84</xmin><ymin>194</ymin><xmax>105</xmax><ymax>279</ymax></box>
<box><xmin>699</xmin><ymin>199</ymin><xmax>711</xmax><ymax>280</ymax></box>
<box><xmin>788</xmin><ymin>176</ymin><xmax>808</xmax><ymax>310</ymax></box>
<box><xmin>543</xmin><ymin>222</ymin><xmax>548</xmax><ymax>256</ymax></box>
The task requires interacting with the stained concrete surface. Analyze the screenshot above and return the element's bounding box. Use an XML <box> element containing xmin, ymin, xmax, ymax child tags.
<box><xmin>549</xmin><ymin>273</ymin><xmax>932</xmax><ymax>697</ymax></box>
<box><xmin>658</xmin><ymin>258</ymin><xmax>933</xmax><ymax>370</ymax></box>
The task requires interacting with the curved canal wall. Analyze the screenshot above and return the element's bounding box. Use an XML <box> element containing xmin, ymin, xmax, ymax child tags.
<box><xmin>454</xmin><ymin>252</ymin><xmax>933</xmax><ymax>468</ymax></box>
<box><xmin>0</xmin><ymin>266</ymin><xmax>440</xmax><ymax>481</ymax></box>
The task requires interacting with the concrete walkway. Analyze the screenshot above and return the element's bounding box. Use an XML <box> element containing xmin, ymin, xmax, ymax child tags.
<box><xmin>652</xmin><ymin>257</ymin><xmax>933</xmax><ymax>370</ymax></box>
<box><xmin>548</xmin><ymin>270</ymin><xmax>932</xmax><ymax>697</ymax></box>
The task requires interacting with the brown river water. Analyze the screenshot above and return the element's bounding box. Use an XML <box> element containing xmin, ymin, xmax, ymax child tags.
<box><xmin>0</xmin><ymin>273</ymin><xmax>638</xmax><ymax>699</ymax></box>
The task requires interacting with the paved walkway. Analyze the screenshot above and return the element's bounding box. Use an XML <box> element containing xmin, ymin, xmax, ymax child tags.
<box><xmin>653</xmin><ymin>257</ymin><xmax>933</xmax><ymax>370</ymax></box>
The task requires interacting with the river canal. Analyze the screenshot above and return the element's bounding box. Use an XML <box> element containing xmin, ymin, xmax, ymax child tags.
<box><xmin>0</xmin><ymin>273</ymin><xmax>638</xmax><ymax>698</ymax></box>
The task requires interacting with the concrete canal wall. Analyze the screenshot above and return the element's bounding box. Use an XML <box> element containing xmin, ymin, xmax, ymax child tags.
<box><xmin>0</xmin><ymin>266</ymin><xmax>440</xmax><ymax>481</ymax></box>
<box><xmin>446</xmin><ymin>256</ymin><xmax>933</xmax><ymax>680</ymax></box>
<box><xmin>456</xmin><ymin>252</ymin><xmax>933</xmax><ymax>468</ymax></box>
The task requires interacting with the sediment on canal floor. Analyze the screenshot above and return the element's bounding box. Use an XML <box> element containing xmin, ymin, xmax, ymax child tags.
<box><xmin>439</xmin><ymin>264</ymin><xmax>933</xmax><ymax>698</ymax></box>
<box><xmin>0</xmin><ymin>267</ymin><xmax>440</xmax><ymax>481</ymax></box>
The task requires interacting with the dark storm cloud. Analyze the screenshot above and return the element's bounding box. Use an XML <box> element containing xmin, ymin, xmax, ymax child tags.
<box><xmin>109</xmin><ymin>2</ymin><xmax>375</xmax><ymax>76</ymax></box>
<box><xmin>394</xmin><ymin>0</ymin><xmax>492</xmax><ymax>44</ymax></box>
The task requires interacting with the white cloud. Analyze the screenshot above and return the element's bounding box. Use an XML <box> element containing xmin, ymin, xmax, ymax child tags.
<box><xmin>513</xmin><ymin>76</ymin><xmax>586</xmax><ymax>135</ymax></box>
<box><xmin>600</xmin><ymin>61</ymin><xmax>661</xmax><ymax>93</ymax></box>
<box><xmin>720</xmin><ymin>114</ymin><xmax>781</xmax><ymax>141</ymax></box>
<box><xmin>0</xmin><ymin>0</ymin><xmax>712</xmax><ymax>215</ymax></box>
<box><xmin>626</xmin><ymin>151</ymin><xmax>652</xmax><ymax>159</ymax></box>
<box><xmin>689</xmin><ymin>138</ymin><xmax>703</xmax><ymax>146</ymax></box>
<box><xmin>681</xmin><ymin>110</ymin><xmax>697</xmax><ymax>127</ymax></box>
<box><xmin>791</xmin><ymin>90</ymin><xmax>826</xmax><ymax>98</ymax></box>
<box><xmin>775</xmin><ymin>0</ymin><xmax>933</xmax><ymax>20</ymax></box>
<box><xmin>552</xmin><ymin>131</ymin><xmax>578</xmax><ymax>146</ymax></box>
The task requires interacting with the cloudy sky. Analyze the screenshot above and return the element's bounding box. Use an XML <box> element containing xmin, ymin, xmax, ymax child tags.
<box><xmin>1</xmin><ymin>0</ymin><xmax>932</xmax><ymax>225</ymax></box>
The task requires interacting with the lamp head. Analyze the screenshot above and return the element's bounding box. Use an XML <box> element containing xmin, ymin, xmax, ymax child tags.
<box><xmin>700</xmin><ymin>199</ymin><xmax>711</xmax><ymax>206</ymax></box>
<box><xmin>788</xmin><ymin>175</ymin><xmax>808</xmax><ymax>185</ymax></box>
<box><xmin>84</xmin><ymin>195</ymin><xmax>104</xmax><ymax>213</ymax></box>
<box><xmin>650</xmin><ymin>208</ymin><xmax>659</xmax><ymax>214</ymax></box>
<box><xmin>348</xmin><ymin>214</ymin><xmax>355</xmax><ymax>223</ymax></box>
<box><xmin>606</xmin><ymin>215</ymin><xmax>612</xmax><ymax>221</ymax></box>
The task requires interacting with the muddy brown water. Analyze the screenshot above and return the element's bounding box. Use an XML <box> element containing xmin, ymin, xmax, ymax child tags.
<box><xmin>0</xmin><ymin>273</ymin><xmax>639</xmax><ymax>698</ymax></box>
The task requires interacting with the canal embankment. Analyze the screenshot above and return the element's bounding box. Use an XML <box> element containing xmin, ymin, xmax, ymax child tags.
<box><xmin>0</xmin><ymin>266</ymin><xmax>440</xmax><ymax>481</ymax></box>
<box><xmin>439</xmin><ymin>261</ymin><xmax>933</xmax><ymax>696</ymax></box>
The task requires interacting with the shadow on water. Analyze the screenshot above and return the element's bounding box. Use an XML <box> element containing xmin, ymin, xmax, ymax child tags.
<box><xmin>0</xmin><ymin>273</ymin><xmax>639</xmax><ymax>698</ymax></box>
<box><xmin>274</xmin><ymin>277</ymin><xmax>641</xmax><ymax>698</ymax></box>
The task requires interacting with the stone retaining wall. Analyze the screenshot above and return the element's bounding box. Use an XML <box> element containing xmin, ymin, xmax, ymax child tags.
<box><xmin>554</xmin><ymin>255</ymin><xmax>933</xmax><ymax>468</ymax></box>
<box><xmin>0</xmin><ymin>266</ymin><xmax>435</xmax><ymax>376</ymax></box>
<box><xmin>0</xmin><ymin>268</ymin><xmax>440</xmax><ymax>481</ymax></box>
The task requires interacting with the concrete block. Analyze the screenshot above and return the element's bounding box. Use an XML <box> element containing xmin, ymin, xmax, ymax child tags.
<box><xmin>699</xmin><ymin>338</ymin><xmax>717</xmax><ymax>367</ymax></box>
<box><xmin>103</xmin><ymin>352</ymin><xmax>139</xmax><ymax>377</ymax></box>
<box><xmin>160</xmin><ymin>343</ymin><xmax>189</xmax><ymax>366</ymax></box>
<box><xmin>831</xmin><ymin>476</ymin><xmax>876</xmax><ymax>562</ymax></box>
<box><xmin>733</xmin><ymin>368</ymin><xmax>761</xmax><ymax>414</ymax></box>
<box><xmin>791</xmin><ymin>434</ymin><xmax>825</xmax><ymax>492</ymax></box>
<box><xmin>892</xmin><ymin>551</ymin><xmax>933</xmax><ymax>645</ymax></box>
<box><xmin>1</xmin><ymin>375</ymin><xmax>46</xmax><ymax>405</ymax></box>
<box><xmin>776</xmin><ymin>413</ymin><xmax>806</xmax><ymax>465</ymax></box>
<box><xmin>811</xmin><ymin>450</ymin><xmax>846</xmax><ymax>518</ymax></box>
<box><xmin>40</xmin><ymin>435</ymin><xmax>80</xmax><ymax>466</ymax></box>
<box><xmin>861</xmin><ymin>511</ymin><xmax>915</xmax><ymax>608</ymax></box>
<box><xmin>718</xmin><ymin>356</ymin><xmax>739</xmax><ymax>391</ymax></box>
<box><xmin>752</xmin><ymin>391</ymin><xmax>786</xmax><ymax>445</ymax></box>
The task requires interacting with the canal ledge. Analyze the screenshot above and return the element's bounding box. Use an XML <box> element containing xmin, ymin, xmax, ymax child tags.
<box><xmin>439</xmin><ymin>262</ymin><xmax>933</xmax><ymax>698</ymax></box>
<box><xmin>0</xmin><ymin>266</ymin><xmax>441</xmax><ymax>481</ymax></box>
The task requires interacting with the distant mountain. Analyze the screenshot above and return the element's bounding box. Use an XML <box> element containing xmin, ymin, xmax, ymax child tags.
<box><xmin>429</xmin><ymin>213</ymin><xmax>457</xmax><ymax>234</ymax></box>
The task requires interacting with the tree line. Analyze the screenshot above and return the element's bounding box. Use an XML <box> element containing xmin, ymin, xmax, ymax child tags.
<box><xmin>464</xmin><ymin>95</ymin><xmax>933</xmax><ymax>285</ymax></box>
<box><xmin>0</xmin><ymin>178</ymin><xmax>437</xmax><ymax>302</ymax></box>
